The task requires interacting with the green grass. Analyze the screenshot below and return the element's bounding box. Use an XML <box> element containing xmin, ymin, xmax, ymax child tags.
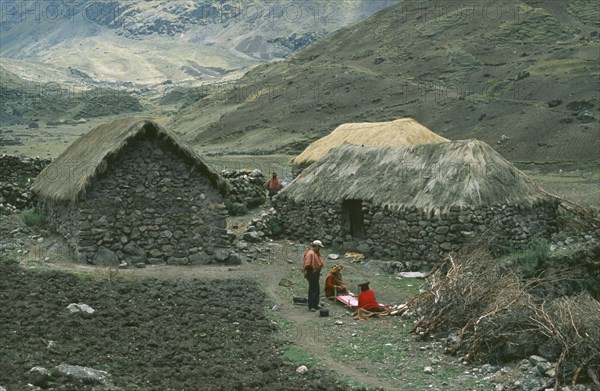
<box><xmin>332</xmin><ymin>374</ymin><xmax>368</xmax><ymax>390</ymax></box>
<box><xmin>283</xmin><ymin>345</ymin><xmax>318</xmax><ymax>366</ymax></box>
<box><xmin>529</xmin><ymin>57</ymin><xmax>600</xmax><ymax>78</ymax></box>
<box><xmin>331</xmin><ymin>325</ymin><xmax>406</xmax><ymax>364</ymax></box>
<box><xmin>568</xmin><ymin>0</ymin><xmax>600</xmax><ymax>27</ymax></box>
<box><xmin>382</xmin><ymin>274</ymin><xmax>424</xmax><ymax>298</ymax></box>
<box><xmin>21</xmin><ymin>208</ymin><xmax>47</xmax><ymax>230</ymax></box>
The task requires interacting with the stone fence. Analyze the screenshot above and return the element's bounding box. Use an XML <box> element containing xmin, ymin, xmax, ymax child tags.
<box><xmin>272</xmin><ymin>198</ymin><xmax>559</xmax><ymax>268</ymax></box>
<box><xmin>0</xmin><ymin>154</ymin><xmax>52</xmax><ymax>214</ymax></box>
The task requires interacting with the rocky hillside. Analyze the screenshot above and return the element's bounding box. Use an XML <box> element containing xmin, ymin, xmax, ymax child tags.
<box><xmin>173</xmin><ymin>0</ymin><xmax>600</xmax><ymax>162</ymax></box>
<box><xmin>0</xmin><ymin>0</ymin><xmax>396</xmax><ymax>88</ymax></box>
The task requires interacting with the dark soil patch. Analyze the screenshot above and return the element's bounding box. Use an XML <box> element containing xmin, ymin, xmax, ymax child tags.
<box><xmin>0</xmin><ymin>260</ymin><xmax>353</xmax><ymax>391</ymax></box>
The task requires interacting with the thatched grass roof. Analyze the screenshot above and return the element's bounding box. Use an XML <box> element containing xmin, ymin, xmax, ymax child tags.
<box><xmin>32</xmin><ymin>118</ymin><xmax>229</xmax><ymax>203</ymax></box>
<box><xmin>291</xmin><ymin>118</ymin><xmax>449</xmax><ymax>165</ymax></box>
<box><xmin>280</xmin><ymin>140</ymin><xmax>553</xmax><ymax>215</ymax></box>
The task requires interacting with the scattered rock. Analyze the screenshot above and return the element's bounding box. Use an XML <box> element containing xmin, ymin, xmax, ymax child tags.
<box><xmin>328</xmin><ymin>253</ymin><xmax>340</xmax><ymax>260</ymax></box>
<box><xmin>243</xmin><ymin>231</ymin><xmax>260</xmax><ymax>242</ymax></box>
<box><xmin>279</xmin><ymin>278</ymin><xmax>292</xmax><ymax>287</ymax></box>
<box><xmin>498</xmin><ymin>135</ymin><xmax>510</xmax><ymax>145</ymax></box>
<box><xmin>516</xmin><ymin>70</ymin><xmax>530</xmax><ymax>80</ymax></box>
<box><xmin>295</xmin><ymin>365</ymin><xmax>308</xmax><ymax>374</ymax></box>
<box><xmin>397</xmin><ymin>271</ymin><xmax>427</xmax><ymax>278</ymax></box>
<box><xmin>51</xmin><ymin>363</ymin><xmax>112</xmax><ymax>385</ymax></box>
<box><xmin>423</xmin><ymin>366</ymin><xmax>434</xmax><ymax>374</ymax></box>
<box><xmin>547</xmin><ymin>99</ymin><xmax>562</xmax><ymax>107</ymax></box>
<box><xmin>67</xmin><ymin>303</ymin><xmax>95</xmax><ymax>316</ymax></box>
<box><xmin>566</xmin><ymin>100</ymin><xmax>595</xmax><ymax>112</ymax></box>
<box><xmin>28</xmin><ymin>366</ymin><xmax>50</xmax><ymax>387</ymax></box>
<box><xmin>577</xmin><ymin>112</ymin><xmax>596</xmax><ymax>123</ymax></box>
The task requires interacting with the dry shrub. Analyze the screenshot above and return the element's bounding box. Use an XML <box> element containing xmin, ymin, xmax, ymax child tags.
<box><xmin>529</xmin><ymin>294</ymin><xmax>600</xmax><ymax>389</ymax></box>
<box><xmin>410</xmin><ymin>248</ymin><xmax>536</xmax><ymax>361</ymax></box>
<box><xmin>90</xmin><ymin>267</ymin><xmax>124</xmax><ymax>284</ymax></box>
<box><xmin>410</xmin><ymin>247</ymin><xmax>599</xmax><ymax>387</ymax></box>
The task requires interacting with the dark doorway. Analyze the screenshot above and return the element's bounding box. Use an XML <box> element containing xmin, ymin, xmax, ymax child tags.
<box><xmin>342</xmin><ymin>199</ymin><xmax>366</xmax><ymax>239</ymax></box>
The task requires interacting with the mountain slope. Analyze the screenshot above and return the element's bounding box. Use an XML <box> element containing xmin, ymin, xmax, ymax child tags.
<box><xmin>0</xmin><ymin>0</ymin><xmax>397</xmax><ymax>88</ymax></box>
<box><xmin>172</xmin><ymin>0</ymin><xmax>600</xmax><ymax>162</ymax></box>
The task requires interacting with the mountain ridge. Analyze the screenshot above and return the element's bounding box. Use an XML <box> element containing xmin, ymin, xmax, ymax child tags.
<box><xmin>171</xmin><ymin>0</ymin><xmax>600</xmax><ymax>162</ymax></box>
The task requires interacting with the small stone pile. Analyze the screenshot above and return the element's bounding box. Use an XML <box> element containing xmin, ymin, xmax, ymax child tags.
<box><xmin>243</xmin><ymin>208</ymin><xmax>281</xmax><ymax>243</ymax></box>
<box><xmin>221</xmin><ymin>169</ymin><xmax>267</xmax><ymax>209</ymax></box>
<box><xmin>0</xmin><ymin>155</ymin><xmax>52</xmax><ymax>215</ymax></box>
<box><xmin>510</xmin><ymin>355</ymin><xmax>557</xmax><ymax>390</ymax></box>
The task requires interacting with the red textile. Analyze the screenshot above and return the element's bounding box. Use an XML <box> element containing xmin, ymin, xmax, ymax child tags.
<box><xmin>357</xmin><ymin>289</ymin><xmax>380</xmax><ymax>311</ymax></box>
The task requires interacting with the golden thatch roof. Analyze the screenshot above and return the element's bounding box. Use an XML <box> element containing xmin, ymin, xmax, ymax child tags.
<box><xmin>32</xmin><ymin>118</ymin><xmax>229</xmax><ymax>203</ymax></box>
<box><xmin>291</xmin><ymin>118</ymin><xmax>449</xmax><ymax>165</ymax></box>
<box><xmin>280</xmin><ymin>140</ymin><xmax>553</xmax><ymax>215</ymax></box>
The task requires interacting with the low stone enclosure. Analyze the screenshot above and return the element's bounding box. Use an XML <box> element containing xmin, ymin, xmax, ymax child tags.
<box><xmin>32</xmin><ymin>118</ymin><xmax>237</xmax><ymax>266</ymax></box>
<box><xmin>274</xmin><ymin>141</ymin><xmax>560</xmax><ymax>266</ymax></box>
<box><xmin>273</xmin><ymin>200</ymin><xmax>558</xmax><ymax>265</ymax></box>
<box><xmin>0</xmin><ymin>155</ymin><xmax>52</xmax><ymax>214</ymax></box>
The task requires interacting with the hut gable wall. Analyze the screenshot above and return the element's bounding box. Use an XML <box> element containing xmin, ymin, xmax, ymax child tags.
<box><xmin>71</xmin><ymin>138</ymin><xmax>228</xmax><ymax>265</ymax></box>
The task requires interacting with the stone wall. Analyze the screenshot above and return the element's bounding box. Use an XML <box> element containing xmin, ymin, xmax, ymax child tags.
<box><xmin>0</xmin><ymin>154</ymin><xmax>52</xmax><ymax>182</ymax></box>
<box><xmin>42</xmin><ymin>139</ymin><xmax>232</xmax><ymax>266</ymax></box>
<box><xmin>220</xmin><ymin>169</ymin><xmax>266</xmax><ymax>209</ymax></box>
<box><xmin>0</xmin><ymin>154</ymin><xmax>52</xmax><ymax>214</ymax></box>
<box><xmin>273</xmin><ymin>198</ymin><xmax>559</xmax><ymax>267</ymax></box>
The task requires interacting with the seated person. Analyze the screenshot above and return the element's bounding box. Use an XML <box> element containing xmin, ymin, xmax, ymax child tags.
<box><xmin>324</xmin><ymin>264</ymin><xmax>349</xmax><ymax>298</ymax></box>
<box><xmin>357</xmin><ymin>281</ymin><xmax>383</xmax><ymax>312</ymax></box>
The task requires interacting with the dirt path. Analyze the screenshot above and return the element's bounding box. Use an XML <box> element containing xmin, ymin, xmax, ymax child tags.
<box><xmin>44</xmin><ymin>245</ymin><xmax>399</xmax><ymax>390</ymax></box>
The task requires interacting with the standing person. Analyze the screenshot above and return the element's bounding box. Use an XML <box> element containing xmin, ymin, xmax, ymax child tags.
<box><xmin>302</xmin><ymin>240</ymin><xmax>325</xmax><ymax>312</ymax></box>
<box><xmin>324</xmin><ymin>264</ymin><xmax>349</xmax><ymax>298</ymax></box>
<box><xmin>264</xmin><ymin>172</ymin><xmax>283</xmax><ymax>201</ymax></box>
<box><xmin>357</xmin><ymin>282</ymin><xmax>383</xmax><ymax>312</ymax></box>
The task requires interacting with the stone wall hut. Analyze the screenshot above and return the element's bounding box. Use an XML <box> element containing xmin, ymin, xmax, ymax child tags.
<box><xmin>275</xmin><ymin>140</ymin><xmax>559</xmax><ymax>265</ymax></box>
<box><xmin>32</xmin><ymin>118</ymin><xmax>231</xmax><ymax>266</ymax></box>
<box><xmin>290</xmin><ymin>118</ymin><xmax>450</xmax><ymax>176</ymax></box>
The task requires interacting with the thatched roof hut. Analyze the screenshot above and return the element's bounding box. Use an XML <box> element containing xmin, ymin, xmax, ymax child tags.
<box><xmin>280</xmin><ymin>140</ymin><xmax>551</xmax><ymax>215</ymax></box>
<box><xmin>291</xmin><ymin>118</ymin><xmax>449</xmax><ymax>166</ymax></box>
<box><xmin>32</xmin><ymin>118</ymin><xmax>229</xmax><ymax>203</ymax></box>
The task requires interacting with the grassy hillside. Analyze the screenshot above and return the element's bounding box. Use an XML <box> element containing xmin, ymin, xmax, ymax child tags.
<box><xmin>172</xmin><ymin>0</ymin><xmax>600</xmax><ymax>162</ymax></box>
<box><xmin>0</xmin><ymin>66</ymin><xmax>143</xmax><ymax>125</ymax></box>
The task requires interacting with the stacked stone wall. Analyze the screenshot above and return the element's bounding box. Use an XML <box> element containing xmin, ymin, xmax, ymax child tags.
<box><xmin>43</xmin><ymin>140</ymin><xmax>230</xmax><ymax>265</ymax></box>
<box><xmin>274</xmin><ymin>197</ymin><xmax>559</xmax><ymax>266</ymax></box>
<box><xmin>0</xmin><ymin>155</ymin><xmax>52</xmax><ymax>214</ymax></box>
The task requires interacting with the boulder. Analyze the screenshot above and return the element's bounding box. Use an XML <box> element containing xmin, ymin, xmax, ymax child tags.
<box><xmin>92</xmin><ymin>247</ymin><xmax>119</xmax><ymax>266</ymax></box>
<box><xmin>28</xmin><ymin>366</ymin><xmax>50</xmax><ymax>387</ymax></box>
<box><xmin>226</xmin><ymin>252</ymin><xmax>242</xmax><ymax>265</ymax></box>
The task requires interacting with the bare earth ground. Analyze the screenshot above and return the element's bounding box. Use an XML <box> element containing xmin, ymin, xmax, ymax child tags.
<box><xmin>1</xmin><ymin>129</ymin><xmax>597</xmax><ymax>390</ymax></box>
<box><xmin>0</xmin><ymin>210</ymin><xmax>527</xmax><ymax>391</ymax></box>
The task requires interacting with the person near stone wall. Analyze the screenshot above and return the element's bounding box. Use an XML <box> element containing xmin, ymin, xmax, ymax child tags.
<box><xmin>324</xmin><ymin>264</ymin><xmax>349</xmax><ymax>298</ymax></box>
<box><xmin>357</xmin><ymin>282</ymin><xmax>383</xmax><ymax>312</ymax></box>
<box><xmin>264</xmin><ymin>172</ymin><xmax>283</xmax><ymax>201</ymax></box>
<box><xmin>301</xmin><ymin>240</ymin><xmax>325</xmax><ymax>312</ymax></box>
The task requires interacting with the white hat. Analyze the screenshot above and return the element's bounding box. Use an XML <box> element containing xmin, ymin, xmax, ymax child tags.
<box><xmin>311</xmin><ymin>240</ymin><xmax>324</xmax><ymax>247</ymax></box>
